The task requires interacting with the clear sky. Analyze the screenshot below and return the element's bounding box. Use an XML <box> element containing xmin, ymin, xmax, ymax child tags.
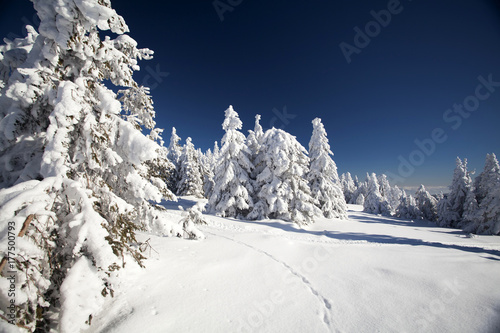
<box><xmin>1</xmin><ymin>0</ymin><xmax>499</xmax><ymax>190</ymax></box>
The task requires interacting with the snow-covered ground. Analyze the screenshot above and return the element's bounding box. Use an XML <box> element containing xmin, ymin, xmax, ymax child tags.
<box><xmin>85</xmin><ymin>198</ymin><xmax>500</xmax><ymax>333</ymax></box>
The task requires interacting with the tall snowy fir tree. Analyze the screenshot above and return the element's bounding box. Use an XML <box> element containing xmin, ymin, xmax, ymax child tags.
<box><xmin>396</xmin><ymin>193</ymin><xmax>422</xmax><ymax>220</ymax></box>
<box><xmin>248</xmin><ymin>128</ymin><xmax>319</xmax><ymax>224</ymax></box>
<box><xmin>0</xmin><ymin>1</ymin><xmax>200</xmax><ymax>331</ymax></box>
<box><xmin>307</xmin><ymin>118</ymin><xmax>347</xmax><ymax>219</ymax></box>
<box><xmin>351</xmin><ymin>176</ymin><xmax>368</xmax><ymax>205</ymax></box>
<box><xmin>377</xmin><ymin>174</ymin><xmax>399</xmax><ymax>214</ymax></box>
<box><xmin>461</xmin><ymin>189</ymin><xmax>480</xmax><ymax>231</ymax></box>
<box><xmin>177</xmin><ymin>137</ymin><xmax>204</xmax><ymax>198</ymax></box>
<box><xmin>246</xmin><ymin>114</ymin><xmax>265</xmax><ymax>180</ymax></box>
<box><xmin>474</xmin><ymin>153</ymin><xmax>500</xmax><ymax>204</ymax></box>
<box><xmin>437</xmin><ymin>158</ymin><xmax>472</xmax><ymax>228</ymax></box>
<box><xmin>415</xmin><ymin>185</ymin><xmax>438</xmax><ymax>222</ymax></box>
<box><xmin>166</xmin><ymin>127</ymin><xmax>182</xmax><ymax>191</ymax></box>
<box><xmin>206</xmin><ymin>106</ymin><xmax>254</xmax><ymax>217</ymax></box>
<box><xmin>474</xmin><ymin>153</ymin><xmax>500</xmax><ymax>235</ymax></box>
<box><xmin>212</xmin><ymin>140</ymin><xmax>220</xmax><ymax>161</ymax></box>
<box><xmin>201</xmin><ymin>147</ymin><xmax>215</xmax><ymax>198</ymax></box>
<box><xmin>356</xmin><ymin>193</ymin><xmax>365</xmax><ymax>205</ymax></box>
<box><xmin>364</xmin><ymin>173</ymin><xmax>390</xmax><ymax>215</ymax></box>
<box><xmin>341</xmin><ymin>172</ymin><xmax>357</xmax><ymax>204</ymax></box>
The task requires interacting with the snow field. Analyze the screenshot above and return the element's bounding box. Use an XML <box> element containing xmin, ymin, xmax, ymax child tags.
<box><xmin>85</xmin><ymin>201</ymin><xmax>500</xmax><ymax>333</ymax></box>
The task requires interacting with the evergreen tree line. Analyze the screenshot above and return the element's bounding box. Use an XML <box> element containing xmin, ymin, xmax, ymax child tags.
<box><xmin>166</xmin><ymin>106</ymin><xmax>348</xmax><ymax>225</ymax></box>
<box><xmin>340</xmin><ymin>154</ymin><xmax>500</xmax><ymax>235</ymax></box>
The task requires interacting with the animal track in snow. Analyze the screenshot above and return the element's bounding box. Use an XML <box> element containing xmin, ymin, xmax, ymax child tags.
<box><xmin>204</xmin><ymin>230</ymin><xmax>336</xmax><ymax>332</ymax></box>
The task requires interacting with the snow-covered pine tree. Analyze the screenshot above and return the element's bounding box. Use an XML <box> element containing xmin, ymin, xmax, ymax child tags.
<box><xmin>474</xmin><ymin>153</ymin><xmax>500</xmax><ymax>204</ymax></box>
<box><xmin>461</xmin><ymin>188</ymin><xmax>480</xmax><ymax>232</ymax></box>
<box><xmin>355</xmin><ymin>193</ymin><xmax>365</xmax><ymax>205</ymax></box>
<box><xmin>351</xmin><ymin>176</ymin><xmax>368</xmax><ymax>205</ymax></box>
<box><xmin>177</xmin><ymin>137</ymin><xmax>204</xmax><ymax>198</ymax></box>
<box><xmin>395</xmin><ymin>193</ymin><xmax>422</xmax><ymax>220</ymax></box>
<box><xmin>213</xmin><ymin>140</ymin><xmax>220</xmax><ymax>161</ymax></box>
<box><xmin>341</xmin><ymin>172</ymin><xmax>357</xmax><ymax>204</ymax></box>
<box><xmin>0</xmin><ymin>2</ymin><xmax>197</xmax><ymax>330</ymax></box>
<box><xmin>378</xmin><ymin>174</ymin><xmax>396</xmax><ymax>214</ymax></box>
<box><xmin>364</xmin><ymin>173</ymin><xmax>380</xmax><ymax>214</ymax></box>
<box><xmin>437</xmin><ymin>157</ymin><xmax>472</xmax><ymax>228</ymax></box>
<box><xmin>391</xmin><ymin>185</ymin><xmax>403</xmax><ymax>211</ymax></box>
<box><xmin>166</xmin><ymin>127</ymin><xmax>182</xmax><ymax>191</ymax></box>
<box><xmin>202</xmin><ymin>148</ymin><xmax>215</xmax><ymax>199</ymax></box>
<box><xmin>474</xmin><ymin>153</ymin><xmax>500</xmax><ymax>235</ymax></box>
<box><xmin>144</xmin><ymin>144</ymin><xmax>176</xmax><ymax>202</ymax></box>
<box><xmin>248</xmin><ymin>128</ymin><xmax>319</xmax><ymax>224</ymax></box>
<box><xmin>364</xmin><ymin>173</ymin><xmax>390</xmax><ymax>215</ymax></box>
<box><xmin>246</xmin><ymin>114</ymin><xmax>265</xmax><ymax>180</ymax></box>
<box><xmin>207</xmin><ymin>106</ymin><xmax>254</xmax><ymax>217</ymax></box>
<box><xmin>415</xmin><ymin>185</ymin><xmax>438</xmax><ymax>222</ymax></box>
<box><xmin>307</xmin><ymin>118</ymin><xmax>347</xmax><ymax>219</ymax></box>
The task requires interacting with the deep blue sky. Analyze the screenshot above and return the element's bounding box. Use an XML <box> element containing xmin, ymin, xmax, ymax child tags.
<box><xmin>1</xmin><ymin>0</ymin><xmax>499</xmax><ymax>189</ymax></box>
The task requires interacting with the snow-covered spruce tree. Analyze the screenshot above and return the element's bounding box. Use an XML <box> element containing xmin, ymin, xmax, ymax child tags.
<box><xmin>307</xmin><ymin>118</ymin><xmax>347</xmax><ymax>219</ymax></box>
<box><xmin>0</xmin><ymin>1</ymin><xmax>198</xmax><ymax>331</ymax></box>
<box><xmin>415</xmin><ymin>185</ymin><xmax>438</xmax><ymax>222</ymax></box>
<box><xmin>341</xmin><ymin>172</ymin><xmax>357</xmax><ymax>204</ymax></box>
<box><xmin>364</xmin><ymin>173</ymin><xmax>390</xmax><ymax>215</ymax></box>
<box><xmin>474</xmin><ymin>153</ymin><xmax>500</xmax><ymax>235</ymax></box>
<box><xmin>213</xmin><ymin>140</ymin><xmax>220</xmax><ymax>161</ymax></box>
<box><xmin>461</xmin><ymin>188</ymin><xmax>480</xmax><ymax>232</ymax></box>
<box><xmin>246</xmin><ymin>114</ymin><xmax>265</xmax><ymax>179</ymax></box>
<box><xmin>476</xmin><ymin>185</ymin><xmax>500</xmax><ymax>235</ymax></box>
<box><xmin>196</xmin><ymin>147</ymin><xmax>214</xmax><ymax>198</ymax></box>
<box><xmin>474</xmin><ymin>153</ymin><xmax>500</xmax><ymax>204</ymax></box>
<box><xmin>248</xmin><ymin>128</ymin><xmax>320</xmax><ymax>225</ymax></box>
<box><xmin>207</xmin><ymin>105</ymin><xmax>254</xmax><ymax>217</ymax></box>
<box><xmin>395</xmin><ymin>193</ymin><xmax>422</xmax><ymax>220</ymax></box>
<box><xmin>351</xmin><ymin>176</ymin><xmax>368</xmax><ymax>204</ymax></box>
<box><xmin>201</xmin><ymin>148</ymin><xmax>215</xmax><ymax>199</ymax></box>
<box><xmin>177</xmin><ymin>137</ymin><xmax>204</xmax><ymax>198</ymax></box>
<box><xmin>378</xmin><ymin>174</ymin><xmax>397</xmax><ymax>214</ymax></box>
<box><xmin>166</xmin><ymin>127</ymin><xmax>182</xmax><ymax>192</ymax></box>
<box><xmin>437</xmin><ymin>157</ymin><xmax>472</xmax><ymax>228</ymax></box>
<box><xmin>355</xmin><ymin>193</ymin><xmax>365</xmax><ymax>205</ymax></box>
<box><xmin>201</xmin><ymin>141</ymin><xmax>220</xmax><ymax>199</ymax></box>
<box><xmin>391</xmin><ymin>185</ymin><xmax>403</xmax><ymax>210</ymax></box>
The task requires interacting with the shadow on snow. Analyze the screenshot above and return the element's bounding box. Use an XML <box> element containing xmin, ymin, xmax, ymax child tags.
<box><xmin>159</xmin><ymin>199</ymin><xmax>500</xmax><ymax>261</ymax></box>
<box><xmin>240</xmin><ymin>211</ymin><xmax>500</xmax><ymax>261</ymax></box>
